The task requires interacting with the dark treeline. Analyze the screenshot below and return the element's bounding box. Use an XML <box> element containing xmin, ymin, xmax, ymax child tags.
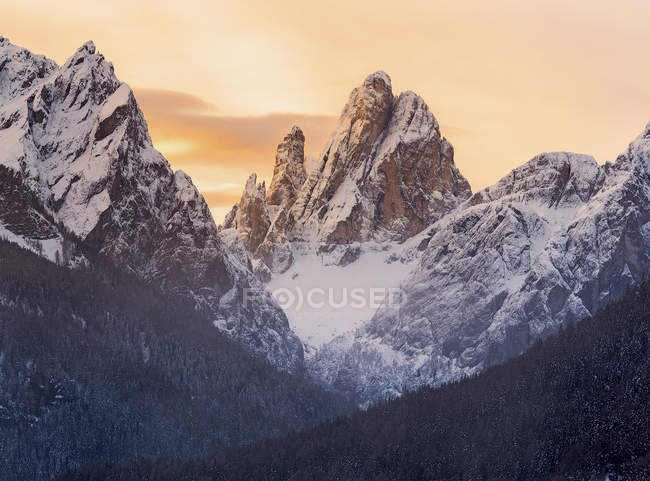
<box><xmin>60</xmin><ymin>277</ymin><xmax>650</xmax><ymax>481</ymax></box>
<box><xmin>0</xmin><ymin>241</ymin><xmax>350</xmax><ymax>481</ymax></box>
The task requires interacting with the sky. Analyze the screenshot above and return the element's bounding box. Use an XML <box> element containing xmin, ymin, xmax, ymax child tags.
<box><xmin>3</xmin><ymin>0</ymin><xmax>650</xmax><ymax>222</ymax></box>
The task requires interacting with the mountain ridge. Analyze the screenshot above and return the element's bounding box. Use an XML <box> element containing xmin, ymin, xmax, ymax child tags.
<box><xmin>5</xmin><ymin>37</ymin><xmax>650</xmax><ymax>408</ymax></box>
<box><xmin>313</xmin><ymin>126</ymin><xmax>650</xmax><ymax>405</ymax></box>
<box><xmin>0</xmin><ymin>37</ymin><xmax>303</xmax><ymax>373</ymax></box>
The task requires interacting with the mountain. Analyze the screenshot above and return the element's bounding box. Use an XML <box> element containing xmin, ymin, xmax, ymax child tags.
<box><xmin>221</xmin><ymin>73</ymin><xmax>650</xmax><ymax>405</ymax></box>
<box><xmin>0</xmin><ymin>37</ymin><xmax>302</xmax><ymax>373</ymax></box>
<box><xmin>0</xmin><ymin>241</ymin><xmax>350</xmax><ymax>481</ymax></box>
<box><xmin>56</xmin><ymin>276</ymin><xmax>650</xmax><ymax>481</ymax></box>
<box><xmin>220</xmin><ymin>71</ymin><xmax>471</xmax><ymax>354</ymax></box>
<box><xmin>5</xmin><ymin>36</ymin><xmax>650</xmax><ymax>414</ymax></box>
<box><xmin>221</xmin><ymin>71</ymin><xmax>471</xmax><ymax>274</ymax></box>
<box><xmin>315</xmin><ymin>128</ymin><xmax>650</xmax><ymax>405</ymax></box>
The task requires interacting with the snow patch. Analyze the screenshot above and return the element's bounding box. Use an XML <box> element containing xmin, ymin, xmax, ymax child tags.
<box><xmin>268</xmin><ymin>242</ymin><xmax>418</xmax><ymax>349</ymax></box>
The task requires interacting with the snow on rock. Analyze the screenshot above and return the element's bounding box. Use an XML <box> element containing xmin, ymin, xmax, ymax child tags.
<box><xmin>226</xmin><ymin>71</ymin><xmax>471</xmax><ymax>276</ymax></box>
<box><xmin>0</xmin><ymin>38</ymin><xmax>303</xmax><ymax>374</ymax></box>
<box><xmin>315</xmin><ymin>139</ymin><xmax>650</xmax><ymax>405</ymax></box>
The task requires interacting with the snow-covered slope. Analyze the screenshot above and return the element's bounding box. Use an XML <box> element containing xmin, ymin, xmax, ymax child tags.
<box><xmin>0</xmin><ymin>37</ymin><xmax>302</xmax><ymax>373</ymax></box>
<box><xmin>266</xmin><ymin>238</ymin><xmax>425</xmax><ymax>355</ymax></box>
<box><xmin>314</xmin><ymin>135</ymin><xmax>650</xmax><ymax>405</ymax></box>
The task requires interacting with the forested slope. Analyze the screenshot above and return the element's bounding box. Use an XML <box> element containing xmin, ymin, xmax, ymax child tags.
<box><xmin>60</xmin><ymin>276</ymin><xmax>650</xmax><ymax>481</ymax></box>
<box><xmin>0</xmin><ymin>241</ymin><xmax>350</xmax><ymax>481</ymax></box>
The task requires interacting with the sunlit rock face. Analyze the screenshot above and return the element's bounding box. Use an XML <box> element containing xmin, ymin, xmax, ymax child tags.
<box><xmin>267</xmin><ymin>125</ymin><xmax>307</xmax><ymax>209</ymax></box>
<box><xmin>227</xmin><ymin>71</ymin><xmax>471</xmax><ymax>273</ymax></box>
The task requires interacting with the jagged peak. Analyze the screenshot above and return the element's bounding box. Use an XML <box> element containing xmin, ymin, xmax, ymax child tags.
<box><xmin>268</xmin><ymin>126</ymin><xmax>307</xmax><ymax>208</ymax></box>
<box><xmin>330</xmin><ymin>71</ymin><xmax>394</xmax><ymax>149</ymax></box>
<box><xmin>0</xmin><ymin>35</ymin><xmax>9</xmax><ymax>47</ymax></box>
<box><xmin>287</xmin><ymin>125</ymin><xmax>305</xmax><ymax>141</ymax></box>
<box><xmin>356</xmin><ymin>70</ymin><xmax>393</xmax><ymax>107</ymax></box>
<box><xmin>77</xmin><ymin>40</ymin><xmax>96</xmax><ymax>55</ymax></box>
<box><xmin>245</xmin><ymin>172</ymin><xmax>258</xmax><ymax>191</ymax></box>
<box><xmin>244</xmin><ymin>173</ymin><xmax>266</xmax><ymax>198</ymax></box>
<box><xmin>363</xmin><ymin>70</ymin><xmax>392</xmax><ymax>91</ymax></box>
<box><xmin>275</xmin><ymin>125</ymin><xmax>305</xmax><ymax>152</ymax></box>
<box><xmin>62</xmin><ymin>40</ymin><xmax>114</xmax><ymax>77</ymax></box>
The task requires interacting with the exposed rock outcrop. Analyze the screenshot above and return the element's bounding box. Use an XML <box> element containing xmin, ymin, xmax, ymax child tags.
<box><xmin>267</xmin><ymin>126</ymin><xmax>307</xmax><ymax>209</ymax></box>
<box><xmin>226</xmin><ymin>71</ymin><xmax>471</xmax><ymax>273</ymax></box>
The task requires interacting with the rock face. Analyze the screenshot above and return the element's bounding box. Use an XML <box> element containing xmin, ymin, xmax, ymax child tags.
<box><xmin>0</xmin><ymin>38</ymin><xmax>302</xmax><ymax>373</ymax></box>
<box><xmin>289</xmin><ymin>72</ymin><xmax>470</xmax><ymax>246</ymax></box>
<box><xmin>223</xmin><ymin>173</ymin><xmax>271</xmax><ymax>253</ymax></box>
<box><xmin>313</xmin><ymin>135</ymin><xmax>650</xmax><ymax>405</ymax></box>
<box><xmin>224</xmin><ymin>71</ymin><xmax>471</xmax><ymax>273</ymax></box>
<box><xmin>267</xmin><ymin>126</ymin><xmax>307</xmax><ymax>209</ymax></box>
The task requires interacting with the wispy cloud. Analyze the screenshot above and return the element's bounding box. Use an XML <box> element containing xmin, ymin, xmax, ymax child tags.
<box><xmin>134</xmin><ymin>88</ymin><xmax>338</xmax><ymax>223</ymax></box>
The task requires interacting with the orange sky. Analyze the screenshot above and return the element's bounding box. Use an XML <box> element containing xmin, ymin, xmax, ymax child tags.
<box><xmin>3</xmin><ymin>0</ymin><xmax>650</xmax><ymax>222</ymax></box>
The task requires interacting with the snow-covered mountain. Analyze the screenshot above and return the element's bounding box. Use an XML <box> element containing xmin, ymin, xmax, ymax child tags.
<box><xmin>224</xmin><ymin>71</ymin><xmax>650</xmax><ymax>404</ymax></box>
<box><xmin>221</xmin><ymin>71</ymin><xmax>471</xmax><ymax>352</ymax></box>
<box><xmin>313</xmin><ymin>130</ymin><xmax>650</xmax><ymax>405</ymax></box>
<box><xmin>0</xmin><ymin>37</ymin><xmax>302</xmax><ymax>373</ymax></box>
<box><xmin>6</xmin><ymin>37</ymin><xmax>650</xmax><ymax>407</ymax></box>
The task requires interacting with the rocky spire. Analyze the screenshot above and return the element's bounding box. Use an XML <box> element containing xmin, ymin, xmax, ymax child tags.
<box><xmin>267</xmin><ymin>126</ymin><xmax>307</xmax><ymax>209</ymax></box>
<box><xmin>288</xmin><ymin>70</ymin><xmax>471</xmax><ymax>245</ymax></box>
<box><xmin>233</xmin><ymin>173</ymin><xmax>271</xmax><ymax>252</ymax></box>
<box><xmin>224</xmin><ymin>71</ymin><xmax>473</xmax><ymax>273</ymax></box>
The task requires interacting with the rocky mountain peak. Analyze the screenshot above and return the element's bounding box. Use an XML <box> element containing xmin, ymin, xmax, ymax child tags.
<box><xmin>229</xmin><ymin>173</ymin><xmax>271</xmax><ymax>252</ymax></box>
<box><xmin>267</xmin><ymin>125</ymin><xmax>307</xmax><ymax>208</ymax></box>
<box><xmin>330</xmin><ymin>70</ymin><xmax>394</xmax><ymax>171</ymax></box>
<box><xmin>0</xmin><ymin>39</ymin><xmax>303</xmax><ymax>374</ymax></box>
<box><xmin>241</xmin><ymin>172</ymin><xmax>266</xmax><ymax>201</ymax></box>
<box><xmin>57</xmin><ymin>40</ymin><xmax>120</xmax><ymax>108</ymax></box>
<box><xmin>224</xmin><ymin>71</ymin><xmax>472</xmax><ymax>274</ymax></box>
<box><xmin>287</xmin><ymin>71</ymin><xmax>471</xmax><ymax>246</ymax></box>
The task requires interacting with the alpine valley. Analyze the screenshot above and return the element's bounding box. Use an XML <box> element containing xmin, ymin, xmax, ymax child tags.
<box><xmin>1</xmin><ymin>36</ymin><xmax>650</xmax><ymax>480</ymax></box>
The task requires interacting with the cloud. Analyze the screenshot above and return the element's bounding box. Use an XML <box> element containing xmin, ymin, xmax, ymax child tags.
<box><xmin>133</xmin><ymin>88</ymin><xmax>338</xmax><ymax>221</ymax></box>
<box><xmin>201</xmin><ymin>185</ymin><xmax>244</xmax><ymax>209</ymax></box>
<box><xmin>135</xmin><ymin>88</ymin><xmax>219</xmax><ymax>115</ymax></box>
